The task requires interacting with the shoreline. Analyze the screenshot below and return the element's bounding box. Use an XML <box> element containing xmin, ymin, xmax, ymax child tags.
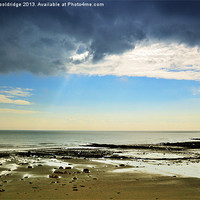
<box><xmin>1</xmin><ymin>141</ymin><xmax>200</xmax><ymax>199</ymax></box>
<box><xmin>1</xmin><ymin>140</ymin><xmax>200</xmax><ymax>177</ymax></box>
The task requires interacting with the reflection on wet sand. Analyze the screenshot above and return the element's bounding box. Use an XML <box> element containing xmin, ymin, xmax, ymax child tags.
<box><xmin>1</xmin><ymin>140</ymin><xmax>200</xmax><ymax>199</ymax></box>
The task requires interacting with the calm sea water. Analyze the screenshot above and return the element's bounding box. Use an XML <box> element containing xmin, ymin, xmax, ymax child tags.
<box><xmin>0</xmin><ymin>130</ymin><xmax>200</xmax><ymax>151</ymax></box>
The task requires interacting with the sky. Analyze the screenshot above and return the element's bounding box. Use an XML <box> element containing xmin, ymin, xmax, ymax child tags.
<box><xmin>0</xmin><ymin>0</ymin><xmax>200</xmax><ymax>130</ymax></box>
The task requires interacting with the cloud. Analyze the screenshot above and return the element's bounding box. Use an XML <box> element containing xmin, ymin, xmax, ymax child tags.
<box><xmin>0</xmin><ymin>87</ymin><xmax>33</xmax><ymax>97</ymax></box>
<box><xmin>68</xmin><ymin>42</ymin><xmax>200</xmax><ymax>80</ymax></box>
<box><xmin>0</xmin><ymin>94</ymin><xmax>32</xmax><ymax>105</ymax></box>
<box><xmin>0</xmin><ymin>87</ymin><xmax>33</xmax><ymax>105</ymax></box>
<box><xmin>0</xmin><ymin>108</ymin><xmax>39</xmax><ymax>114</ymax></box>
<box><xmin>70</xmin><ymin>51</ymin><xmax>89</xmax><ymax>64</ymax></box>
<box><xmin>1</xmin><ymin>1</ymin><xmax>200</xmax><ymax>78</ymax></box>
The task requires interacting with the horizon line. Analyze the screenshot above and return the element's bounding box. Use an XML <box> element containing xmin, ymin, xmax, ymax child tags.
<box><xmin>0</xmin><ymin>129</ymin><xmax>200</xmax><ymax>132</ymax></box>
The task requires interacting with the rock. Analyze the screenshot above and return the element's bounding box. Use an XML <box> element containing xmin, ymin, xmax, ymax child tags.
<box><xmin>54</xmin><ymin>170</ymin><xmax>64</xmax><ymax>174</ymax></box>
<box><xmin>49</xmin><ymin>174</ymin><xmax>58</xmax><ymax>178</ymax></box>
<box><xmin>61</xmin><ymin>156</ymin><xmax>72</xmax><ymax>160</ymax></box>
<box><xmin>0</xmin><ymin>188</ymin><xmax>5</xmax><ymax>192</ymax></box>
<box><xmin>65</xmin><ymin>166</ymin><xmax>72</xmax><ymax>169</ymax></box>
<box><xmin>20</xmin><ymin>162</ymin><xmax>28</xmax><ymax>165</ymax></box>
<box><xmin>80</xmin><ymin>185</ymin><xmax>85</xmax><ymax>187</ymax></box>
<box><xmin>59</xmin><ymin>166</ymin><xmax>64</xmax><ymax>169</ymax></box>
<box><xmin>83</xmin><ymin>168</ymin><xmax>90</xmax><ymax>173</ymax></box>
<box><xmin>73</xmin><ymin>177</ymin><xmax>77</xmax><ymax>180</ymax></box>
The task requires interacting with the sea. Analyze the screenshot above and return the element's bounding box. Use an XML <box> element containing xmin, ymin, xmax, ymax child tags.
<box><xmin>0</xmin><ymin>130</ymin><xmax>200</xmax><ymax>151</ymax></box>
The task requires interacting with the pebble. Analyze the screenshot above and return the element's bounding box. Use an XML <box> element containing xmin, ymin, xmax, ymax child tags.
<box><xmin>49</xmin><ymin>174</ymin><xmax>58</xmax><ymax>178</ymax></box>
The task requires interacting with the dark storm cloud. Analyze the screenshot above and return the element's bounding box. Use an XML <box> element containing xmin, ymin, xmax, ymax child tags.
<box><xmin>1</xmin><ymin>1</ymin><xmax>200</xmax><ymax>75</ymax></box>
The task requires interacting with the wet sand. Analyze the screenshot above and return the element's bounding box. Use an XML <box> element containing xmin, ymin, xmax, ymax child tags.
<box><xmin>0</xmin><ymin>157</ymin><xmax>200</xmax><ymax>200</ymax></box>
<box><xmin>1</xmin><ymin>142</ymin><xmax>200</xmax><ymax>199</ymax></box>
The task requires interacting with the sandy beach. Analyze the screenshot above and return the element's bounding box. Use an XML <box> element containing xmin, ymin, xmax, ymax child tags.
<box><xmin>1</xmin><ymin>142</ymin><xmax>200</xmax><ymax>200</ymax></box>
<box><xmin>1</xmin><ymin>158</ymin><xmax>200</xmax><ymax>200</ymax></box>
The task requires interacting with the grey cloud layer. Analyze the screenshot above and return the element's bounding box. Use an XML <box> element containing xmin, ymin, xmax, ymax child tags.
<box><xmin>1</xmin><ymin>1</ymin><xmax>200</xmax><ymax>74</ymax></box>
